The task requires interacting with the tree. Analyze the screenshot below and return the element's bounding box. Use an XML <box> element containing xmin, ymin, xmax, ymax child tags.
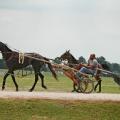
<box><xmin>111</xmin><ymin>63</ymin><xmax>120</xmax><ymax>73</ymax></box>
<box><xmin>97</xmin><ymin>56</ymin><xmax>106</xmax><ymax>64</ymax></box>
<box><xmin>97</xmin><ymin>56</ymin><xmax>111</xmax><ymax>71</ymax></box>
<box><xmin>53</xmin><ymin>57</ymin><xmax>62</xmax><ymax>64</ymax></box>
<box><xmin>78</xmin><ymin>56</ymin><xmax>86</xmax><ymax>64</ymax></box>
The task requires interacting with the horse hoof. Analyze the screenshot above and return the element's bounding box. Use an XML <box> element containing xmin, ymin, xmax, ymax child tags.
<box><xmin>76</xmin><ymin>90</ymin><xmax>82</xmax><ymax>93</ymax></box>
<box><xmin>29</xmin><ymin>89</ymin><xmax>33</xmax><ymax>92</ymax></box>
<box><xmin>2</xmin><ymin>87</ymin><xmax>5</xmax><ymax>91</ymax></box>
<box><xmin>95</xmin><ymin>91</ymin><xmax>101</xmax><ymax>93</ymax></box>
<box><xmin>42</xmin><ymin>86</ymin><xmax>47</xmax><ymax>89</ymax></box>
<box><xmin>16</xmin><ymin>89</ymin><xmax>19</xmax><ymax>92</ymax></box>
<box><xmin>94</xmin><ymin>88</ymin><xmax>96</xmax><ymax>92</ymax></box>
<box><xmin>71</xmin><ymin>90</ymin><xmax>76</xmax><ymax>92</ymax></box>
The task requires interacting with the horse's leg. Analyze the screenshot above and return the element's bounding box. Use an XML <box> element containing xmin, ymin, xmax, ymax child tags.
<box><xmin>72</xmin><ymin>83</ymin><xmax>77</xmax><ymax>92</ymax></box>
<box><xmin>94</xmin><ymin>80</ymin><xmax>102</xmax><ymax>93</ymax></box>
<box><xmin>29</xmin><ymin>73</ymin><xmax>39</xmax><ymax>92</ymax></box>
<box><xmin>64</xmin><ymin>71</ymin><xmax>78</xmax><ymax>92</ymax></box>
<box><xmin>2</xmin><ymin>72</ymin><xmax>10</xmax><ymax>90</ymax></box>
<box><xmin>98</xmin><ymin>80</ymin><xmax>101</xmax><ymax>93</ymax></box>
<box><xmin>11</xmin><ymin>72</ymin><xmax>18</xmax><ymax>91</ymax></box>
<box><xmin>39</xmin><ymin>72</ymin><xmax>47</xmax><ymax>89</ymax></box>
<box><xmin>94</xmin><ymin>82</ymin><xmax>99</xmax><ymax>91</ymax></box>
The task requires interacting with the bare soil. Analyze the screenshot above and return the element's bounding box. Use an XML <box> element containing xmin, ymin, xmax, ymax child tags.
<box><xmin>0</xmin><ymin>91</ymin><xmax>120</xmax><ymax>101</ymax></box>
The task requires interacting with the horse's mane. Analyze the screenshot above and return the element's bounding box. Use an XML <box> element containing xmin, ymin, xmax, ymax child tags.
<box><xmin>0</xmin><ymin>41</ymin><xmax>12</xmax><ymax>52</ymax></box>
<box><xmin>69</xmin><ymin>53</ymin><xmax>77</xmax><ymax>62</ymax></box>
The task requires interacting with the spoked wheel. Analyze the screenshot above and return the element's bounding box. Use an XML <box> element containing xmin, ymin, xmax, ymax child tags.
<box><xmin>75</xmin><ymin>78</ymin><xmax>94</xmax><ymax>93</ymax></box>
<box><xmin>80</xmin><ymin>78</ymin><xmax>94</xmax><ymax>93</ymax></box>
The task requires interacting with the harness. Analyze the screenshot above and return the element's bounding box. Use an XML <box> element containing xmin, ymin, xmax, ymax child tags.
<box><xmin>19</xmin><ymin>52</ymin><xmax>24</xmax><ymax>64</ymax></box>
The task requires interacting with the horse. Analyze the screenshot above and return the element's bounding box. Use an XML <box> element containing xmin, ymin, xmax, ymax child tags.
<box><xmin>0</xmin><ymin>41</ymin><xmax>57</xmax><ymax>91</ymax></box>
<box><xmin>60</xmin><ymin>50</ymin><xmax>105</xmax><ymax>93</ymax></box>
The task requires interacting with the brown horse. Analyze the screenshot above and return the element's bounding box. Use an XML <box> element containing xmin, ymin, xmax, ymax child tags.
<box><xmin>60</xmin><ymin>50</ymin><xmax>104</xmax><ymax>92</ymax></box>
<box><xmin>0</xmin><ymin>41</ymin><xmax>57</xmax><ymax>91</ymax></box>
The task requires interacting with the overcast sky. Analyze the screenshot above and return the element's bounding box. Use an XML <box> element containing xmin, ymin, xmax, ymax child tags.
<box><xmin>0</xmin><ymin>0</ymin><xmax>120</xmax><ymax>63</ymax></box>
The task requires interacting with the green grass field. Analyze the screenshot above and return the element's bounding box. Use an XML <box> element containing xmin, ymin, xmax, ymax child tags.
<box><xmin>0</xmin><ymin>71</ymin><xmax>120</xmax><ymax>120</ymax></box>
<box><xmin>0</xmin><ymin>99</ymin><xmax>120</xmax><ymax>120</ymax></box>
<box><xmin>0</xmin><ymin>71</ymin><xmax>120</xmax><ymax>93</ymax></box>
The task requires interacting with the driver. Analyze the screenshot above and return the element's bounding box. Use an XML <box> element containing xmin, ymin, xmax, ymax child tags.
<box><xmin>78</xmin><ymin>54</ymin><xmax>99</xmax><ymax>77</ymax></box>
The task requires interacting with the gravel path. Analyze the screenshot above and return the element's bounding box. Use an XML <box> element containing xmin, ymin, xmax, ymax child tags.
<box><xmin>0</xmin><ymin>91</ymin><xmax>120</xmax><ymax>102</ymax></box>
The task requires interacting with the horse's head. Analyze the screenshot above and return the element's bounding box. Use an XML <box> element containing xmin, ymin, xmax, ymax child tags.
<box><xmin>60</xmin><ymin>50</ymin><xmax>78</xmax><ymax>64</ymax></box>
<box><xmin>60</xmin><ymin>50</ymin><xmax>70</xmax><ymax>61</ymax></box>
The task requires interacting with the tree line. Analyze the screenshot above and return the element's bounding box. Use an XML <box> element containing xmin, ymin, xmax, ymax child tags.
<box><xmin>0</xmin><ymin>56</ymin><xmax>120</xmax><ymax>73</ymax></box>
<box><xmin>54</xmin><ymin>56</ymin><xmax>120</xmax><ymax>73</ymax></box>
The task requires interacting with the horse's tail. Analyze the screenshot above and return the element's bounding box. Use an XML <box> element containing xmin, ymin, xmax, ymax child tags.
<box><xmin>100</xmin><ymin>63</ymin><xmax>120</xmax><ymax>86</ymax></box>
<box><xmin>47</xmin><ymin>63</ymin><xmax>58</xmax><ymax>80</ymax></box>
<box><xmin>112</xmin><ymin>74</ymin><xmax>120</xmax><ymax>86</ymax></box>
<box><xmin>44</xmin><ymin>57</ymin><xmax>57</xmax><ymax>80</ymax></box>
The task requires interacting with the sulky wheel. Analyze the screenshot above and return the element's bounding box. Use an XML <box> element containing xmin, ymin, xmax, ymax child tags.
<box><xmin>74</xmin><ymin>78</ymin><xmax>87</xmax><ymax>93</ymax></box>
<box><xmin>80</xmin><ymin>78</ymin><xmax>94</xmax><ymax>93</ymax></box>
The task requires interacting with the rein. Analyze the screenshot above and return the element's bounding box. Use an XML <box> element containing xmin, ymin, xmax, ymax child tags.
<box><xmin>0</xmin><ymin>51</ymin><xmax>52</xmax><ymax>63</ymax></box>
<box><xmin>0</xmin><ymin>51</ymin><xmax>89</xmax><ymax>76</ymax></box>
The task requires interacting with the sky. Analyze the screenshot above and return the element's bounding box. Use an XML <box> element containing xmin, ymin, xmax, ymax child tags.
<box><xmin>0</xmin><ymin>0</ymin><xmax>120</xmax><ymax>63</ymax></box>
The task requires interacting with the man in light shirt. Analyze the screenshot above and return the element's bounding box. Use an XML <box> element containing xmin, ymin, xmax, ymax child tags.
<box><xmin>79</xmin><ymin>54</ymin><xmax>99</xmax><ymax>76</ymax></box>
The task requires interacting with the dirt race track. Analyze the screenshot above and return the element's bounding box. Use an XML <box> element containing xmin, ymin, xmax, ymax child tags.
<box><xmin>0</xmin><ymin>91</ymin><xmax>120</xmax><ymax>102</ymax></box>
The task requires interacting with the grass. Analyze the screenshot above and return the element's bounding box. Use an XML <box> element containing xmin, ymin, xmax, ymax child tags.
<box><xmin>0</xmin><ymin>71</ymin><xmax>120</xmax><ymax>120</ymax></box>
<box><xmin>0</xmin><ymin>99</ymin><xmax>120</xmax><ymax>120</ymax></box>
<box><xmin>0</xmin><ymin>71</ymin><xmax>120</xmax><ymax>93</ymax></box>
